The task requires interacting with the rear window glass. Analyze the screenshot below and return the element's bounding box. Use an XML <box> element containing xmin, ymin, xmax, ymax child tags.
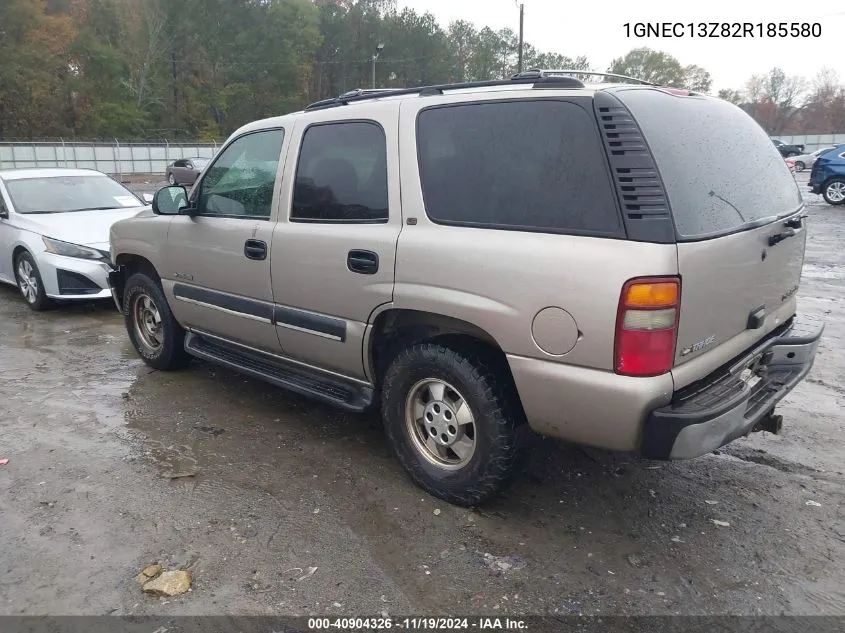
<box><xmin>416</xmin><ymin>100</ymin><xmax>622</xmax><ymax>236</ymax></box>
<box><xmin>617</xmin><ymin>89</ymin><xmax>802</xmax><ymax>240</ymax></box>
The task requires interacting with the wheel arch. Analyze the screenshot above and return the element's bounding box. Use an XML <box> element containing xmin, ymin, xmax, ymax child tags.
<box><xmin>111</xmin><ymin>253</ymin><xmax>161</xmax><ymax>311</ymax></box>
<box><xmin>115</xmin><ymin>253</ymin><xmax>160</xmax><ymax>280</ymax></box>
<box><xmin>12</xmin><ymin>244</ymin><xmax>31</xmax><ymax>268</ymax></box>
<box><xmin>365</xmin><ymin>307</ymin><xmax>512</xmax><ymax>386</ymax></box>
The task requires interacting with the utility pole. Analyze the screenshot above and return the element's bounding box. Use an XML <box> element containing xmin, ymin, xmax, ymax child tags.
<box><xmin>171</xmin><ymin>51</ymin><xmax>178</xmax><ymax>120</ymax></box>
<box><xmin>372</xmin><ymin>43</ymin><xmax>384</xmax><ymax>89</ymax></box>
<box><xmin>517</xmin><ymin>3</ymin><xmax>524</xmax><ymax>73</ymax></box>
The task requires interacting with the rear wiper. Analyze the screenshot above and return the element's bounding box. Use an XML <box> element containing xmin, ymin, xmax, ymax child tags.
<box><xmin>784</xmin><ymin>213</ymin><xmax>808</xmax><ymax>229</ymax></box>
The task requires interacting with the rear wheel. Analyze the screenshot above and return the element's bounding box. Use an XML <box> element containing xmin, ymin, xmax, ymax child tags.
<box><xmin>124</xmin><ymin>272</ymin><xmax>189</xmax><ymax>370</ymax></box>
<box><xmin>794</xmin><ymin>160</ymin><xmax>805</xmax><ymax>172</ymax></box>
<box><xmin>14</xmin><ymin>252</ymin><xmax>52</xmax><ymax>311</ymax></box>
<box><xmin>380</xmin><ymin>341</ymin><xmax>526</xmax><ymax>506</ymax></box>
<box><xmin>823</xmin><ymin>178</ymin><xmax>845</xmax><ymax>205</ymax></box>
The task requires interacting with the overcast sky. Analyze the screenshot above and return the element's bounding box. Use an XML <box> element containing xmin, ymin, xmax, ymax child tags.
<box><xmin>397</xmin><ymin>0</ymin><xmax>845</xmax><ymax>92</ymax></box>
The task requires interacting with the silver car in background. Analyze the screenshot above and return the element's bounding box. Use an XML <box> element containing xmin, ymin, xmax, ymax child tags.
<box><xmin>165</xmin><ymin>157</ymin><xmax>210</xmax><ymax>186</ymax></box>
<box><xmin>0</xmin><ymin>168</ymin><xmax>151</xmax><ymax>310</ymax></box>
<box><xmin>792</xmin><ymin>146</ymin><xmax>837</xmax><ymax>172</ymax></box>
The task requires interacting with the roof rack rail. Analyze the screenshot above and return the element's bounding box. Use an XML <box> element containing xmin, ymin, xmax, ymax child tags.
<box><xmin>513</xmin><ymin>69</ymin><xmax>657</xmax><ymax>86</ymax></box>
<box><xmin>304</xmin><ymin>74</ymin><xmax>585</xmax><ymax>111</ymax></box>
<box><xmin>305</xmin><ymin>88</ymin><xmax>402</xmax><ymax>111</ymax></box>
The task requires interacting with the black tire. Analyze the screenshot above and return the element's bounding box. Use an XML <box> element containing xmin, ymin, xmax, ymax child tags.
<box><xmin>123</xmin><ymin>272</ymin><xmax>190</xmax><ymax>370</ymax></box>
<box><xmin>168</xmin><ymin>173</ymin><xmax>177</xmax><ymax>185</ymax></box>
<box><xmin>785</xmin><ymin>151</ymin><xmax>799</xmax><ymax>158</ymax></box>
<box><xmin>14</xmin><ymin>251</ymin><xmax>52</xmax><ymax>311</ymax></box>
<box><xmin>822</xmin><ymin>178</ymin><xmax>845</xmax><ymax>206</ymax></box>
<box><xmin>794</xmin><ymin>161</ymin><xmax>805</xmax><ymax>172</ymax></box>
<box><xmin>380</xmin><ymin>341</ymin><xmax>527</xmax><ymax>506</ymax></box>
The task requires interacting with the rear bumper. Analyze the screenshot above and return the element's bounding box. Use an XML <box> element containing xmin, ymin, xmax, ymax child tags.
<box><xmin>641</xmin><ymin>315</ymin><xmax>824</xmax><ymax>459</ymax></box>
<box><xmin>506</xmin><ymin>355</ymin><xmax>674</xmax><ymax>453</ymax></box>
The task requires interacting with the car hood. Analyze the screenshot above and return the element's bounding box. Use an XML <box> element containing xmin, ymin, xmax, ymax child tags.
<box><xmin>12</xmin><ymin>206</ymin><xmax>149</xmax><ymax>247</ymax></box>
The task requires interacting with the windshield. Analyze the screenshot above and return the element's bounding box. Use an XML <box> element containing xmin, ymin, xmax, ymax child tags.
<box><xmin>616</xmin><ymin>89</ymin><xmax>802</xmax><ymax>240</ymax></box>
<box><xmin>5</xmin><ymin>175</ymin><xmax>142</xmax><ymax>214</ymax></box>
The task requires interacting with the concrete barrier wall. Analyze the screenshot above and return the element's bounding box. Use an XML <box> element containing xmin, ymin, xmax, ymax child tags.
<box><xmin>0</xmin><ymin>142</ymin><xmax>218</xmax><ymax>176</ymax></box>
<box><xmin>776</xmin><ymin>134</ymin><xmax>845</xmax><ymax>153</ymax></box>
<box><xmin>3</xmin><ymin>135</ymin><xmax>844</xmax><ymax>175</ymax></box>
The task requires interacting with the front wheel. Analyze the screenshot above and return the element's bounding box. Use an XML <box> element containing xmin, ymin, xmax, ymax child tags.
<box><xmin>822</xmin><ymin>178</ymin><xmax>845</xmax><ymax>205</ymax></box>
<box><xmin>14</xmin><ymin>251</ymin><xmax>52</xmax><ymax>311</ymax></box>
<box><xmin>794</xmin><ymin>160</ymin><xmax>805</xmax><ymax>172</ymax></box>
<box><xmin>167</xmin><ymin>173</ymin><xmax>177</xmax><ymax>185</ymax></box>
<box><xmin>380</xmin><ymin>341</ymin><xmax>527</xmax><ymax>506</ymax></box>
<box><xmin>123</xmin><ymin>272</ymin><xmax>190</xmax><ymax>370</ymax></box>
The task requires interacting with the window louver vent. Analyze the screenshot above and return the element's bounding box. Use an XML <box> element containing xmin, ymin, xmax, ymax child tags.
<box><xmin>594</xmin><ymin>91</ymin><xmax>675</xmax><ymax>243</ymax></box>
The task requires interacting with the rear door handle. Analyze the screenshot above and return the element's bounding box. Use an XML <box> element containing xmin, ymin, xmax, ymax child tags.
<box><xmin>244</xmin><ymin>239</ymin><xmax>267</xmax><ymax>261</ymax></box>
<box><xmin>347</xmin><ymin>250</ymin><xmax>379</xmax><ymax>274</ymax></box>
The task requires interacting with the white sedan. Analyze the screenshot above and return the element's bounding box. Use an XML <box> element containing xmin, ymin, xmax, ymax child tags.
<box><xmin>791</xmin><ymin>146</ymin><xmax>837</xmax><ymax>172</ymax></box>
<box><xmin>0</xmin><ymin>168</ymin><xmax>152</xmax><ymax>310</ymax></box>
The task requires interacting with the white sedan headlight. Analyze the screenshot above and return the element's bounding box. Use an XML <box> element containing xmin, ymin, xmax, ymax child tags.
<box><xmin>42</xmin><ymin>237</ymin><xmax>108</xmax><ymax>261</ymax></box>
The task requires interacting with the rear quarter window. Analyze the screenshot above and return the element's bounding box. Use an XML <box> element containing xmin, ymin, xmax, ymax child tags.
<box><xmin>416</xmin><ymin>99</ymin><xmax>623</xmax><ymax>236</ymax></box>
<box><xmin>616</xmin><ymin>89</ymin><xmax>802</xmax><ymax>240</ymax></box>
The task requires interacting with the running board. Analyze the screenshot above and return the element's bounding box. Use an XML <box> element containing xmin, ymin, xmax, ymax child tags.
<box><xmin>184</xmin><ymin>332</ymin><xmax>374</xmax><ymax>412</ymax></box>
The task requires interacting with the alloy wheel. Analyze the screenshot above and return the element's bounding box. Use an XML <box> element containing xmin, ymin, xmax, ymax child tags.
<box><xmin>16</xmin><ymin>259</ymin><xmax>38</xmax><ymax>304</ymax></box>
<box><xmin>404</xmin><ymin>378</ymin><xmax>477</xmax><ymax>470</ymax></box>
<box><xmin>826</xmin><ymin>181</ymin><xmax>845</xmax><ymax>203</ymax></box>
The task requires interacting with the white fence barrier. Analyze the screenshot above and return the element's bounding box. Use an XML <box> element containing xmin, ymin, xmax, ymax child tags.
<box><xmin>777</xmin><ymin>134</ymin><xmax>845</xmax><ymax>153</ymax></box>
<box><xmin>2</xmin><ymin>135</ymin><xmax>843</xmax><ymax>175</ymax></box>
<box><xmin>0</xmin><ymin>141</ymin><xmax>218</xmax><ymax>177</ymax></box>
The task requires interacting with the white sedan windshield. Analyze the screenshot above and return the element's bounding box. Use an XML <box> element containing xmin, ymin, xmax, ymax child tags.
<box><xmin>6</xmin><ymin>175</ymin><xmax>141</xmax><ymax>214</ymax></box>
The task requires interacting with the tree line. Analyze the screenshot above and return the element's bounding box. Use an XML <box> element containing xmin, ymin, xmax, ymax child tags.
<box><xmin>1</xmin><ymin>0</ymin><xmax>843</xmax><ymax>141</ymax></box>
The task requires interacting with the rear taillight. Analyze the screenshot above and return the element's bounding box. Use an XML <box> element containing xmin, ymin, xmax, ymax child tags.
<box><xmin>614</xmin><ymin>277</ymin><xmax>681</xmax><ymax>377</ymax></box>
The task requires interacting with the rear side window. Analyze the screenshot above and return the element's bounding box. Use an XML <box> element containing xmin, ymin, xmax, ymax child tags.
<box><xmin>416</xmin><ymin>100</ymin><xmax>622</xmax><ymax>236</ymax></box>
<box><xmin>292</xmin><ymin>121</ymin><xmax>388</xmax><ymax>223</ymax></box>
<box><xmin>617</xmin><ymin>89</ymin><xmax>802</xmax><ymax>240</ymax></box>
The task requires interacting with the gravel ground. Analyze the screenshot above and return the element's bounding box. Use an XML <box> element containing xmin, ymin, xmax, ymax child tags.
<box><xmin>0</xmin><ymin>172</ymin><xmax>843</xmax><ymax>618</ymax></box>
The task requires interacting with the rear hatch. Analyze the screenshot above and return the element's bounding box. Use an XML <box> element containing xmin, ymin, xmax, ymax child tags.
<box><xmin>615</xmin><ymin>88</ymin><xmax>806</xmax><ymax>373</ymax></box>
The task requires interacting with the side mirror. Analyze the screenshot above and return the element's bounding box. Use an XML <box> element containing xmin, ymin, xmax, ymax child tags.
<box><xmin>152</xmin><ymin>185</ymin><xmax>190</xmax><ymax>215</ymax></box>
<box><xmin>142</xmin><ymin>193</ymin><xmax>154</xmax><ymax>204</ymax></box>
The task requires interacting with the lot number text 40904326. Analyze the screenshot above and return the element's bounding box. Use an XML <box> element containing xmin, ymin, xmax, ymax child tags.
<box><xmin>307</xmin><ymin>617</ymin><xmax>528</xmax><ymax>630</ymax></box>
<box><xmin>624</xmin><ymin>22</ymin><xmax>822</xmax><ymax>38</ymax></box>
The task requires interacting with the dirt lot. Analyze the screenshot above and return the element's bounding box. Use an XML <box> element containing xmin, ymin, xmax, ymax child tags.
<box><xmin>1</xmin><ymin>172</ymin><xmax>844</xmax><ymax>618</ymax></box>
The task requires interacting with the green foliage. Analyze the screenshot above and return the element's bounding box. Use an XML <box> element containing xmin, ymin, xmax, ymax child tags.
<box><xmin>2</xmin><ymin>0</ymin><xmax>599</xmax><ymax>140</ymax></box>
<box><xmin>31</xmin><ymin>2</ymin><xmax>832</xmax><ymax>140</ymax></box>
<box><xmin>607</xmin><ymin>48</ymin><xmax>685</xmax><ymax>86</ymax></box>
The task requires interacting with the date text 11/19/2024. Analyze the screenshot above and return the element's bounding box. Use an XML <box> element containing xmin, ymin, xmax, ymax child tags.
<box><xmin>307</xmin><ymin>617</ymin><xmax>528</xmax><ymax>630</ymax></box>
